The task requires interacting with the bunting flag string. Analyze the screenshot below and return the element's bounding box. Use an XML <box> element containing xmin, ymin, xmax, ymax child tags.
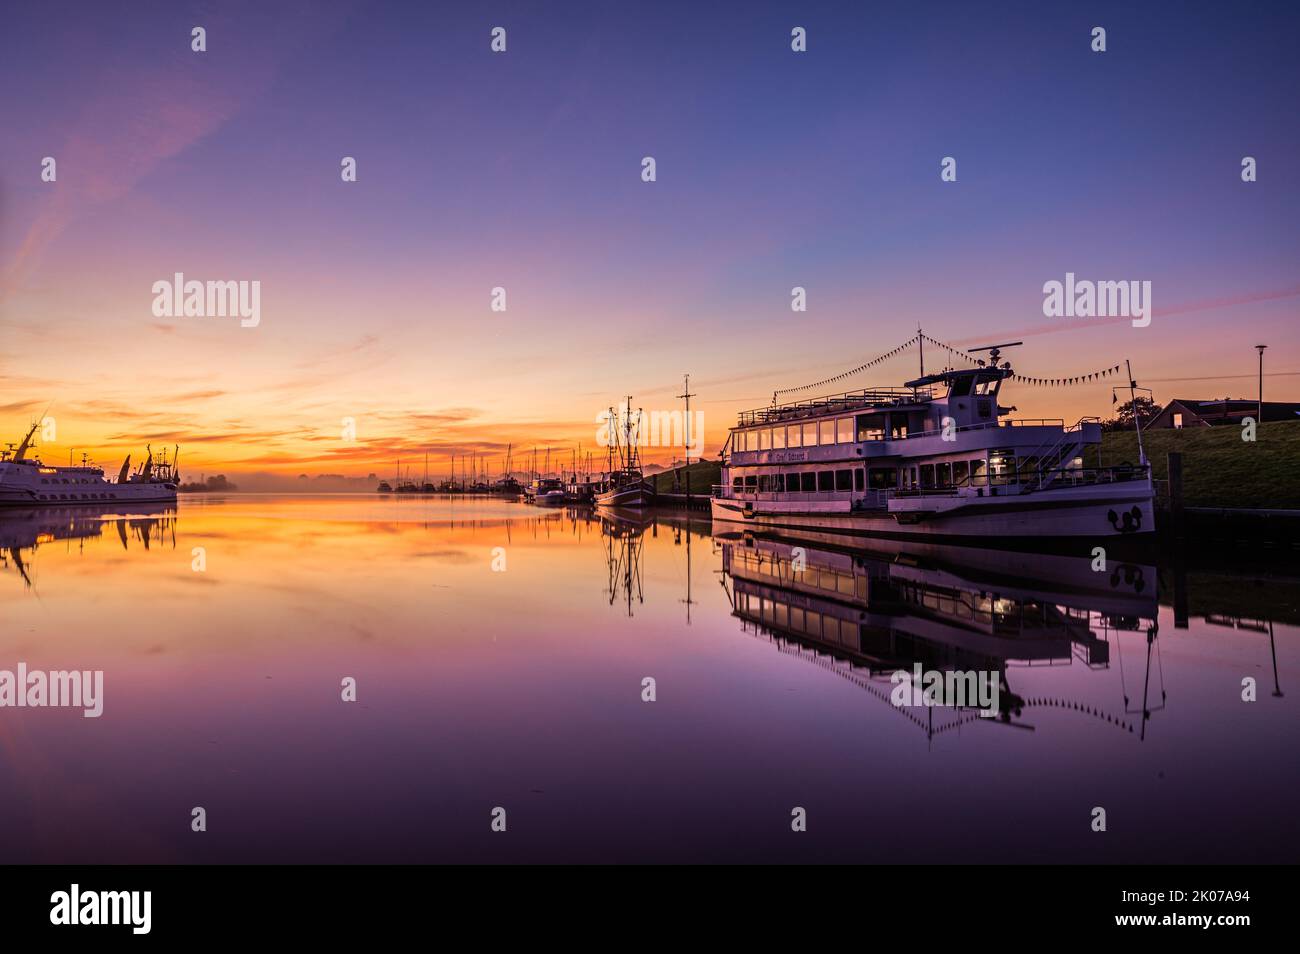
<box><xmin>772</xmin><ymin>334</ymin><xmax>920</xmax><ymax>401</ymax></box>
<box><xmin>917</xmin><ymin>332</ymin><xmax>982</xmax><ymax>368</ymax></box>
<box><xmin>1009</xmin><ymin>364</ymin><xmax>1122</xmax><ymax>387</ymax></box>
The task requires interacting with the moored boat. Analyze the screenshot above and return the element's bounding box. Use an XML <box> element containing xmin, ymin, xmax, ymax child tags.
<box><xmin>1</xmin><ymin>421</ymin><xmax>180</xmax><ymax>508</ymax></box>
<box><xmin>710</xmin><ymin>344</ymin><xmax>1156</xmax><ymax>544</ymax></box>
<box><xmin>595</xmin><ymin>396</ymin><xmax>656</xmax><ymax>510</ymax></box>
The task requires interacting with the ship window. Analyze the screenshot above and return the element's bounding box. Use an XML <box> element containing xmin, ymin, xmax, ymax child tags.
<box><xmin>835</xmin><ymin>469</ymin><xmax>852</xmax><ymax>491</ymax></box>
<box><xmin>758</xmin><ymin>474</ymin><xmax>771</xmax><ymax>492</ymax></box>
<box><xmin>787</xmin><ymin>425</ymin><xmax>801</xmax><ymax>448</ymax></box>
<box><xmin>771</xmin><ymin>473</ymin><xmax>784</xmax><ymax>492</ymax></box>
<box><xmin>819</xmin><ymin>420</ymin><xmax>835</xmax><ymax>446</ymax></box>
<box><xmin>855</xmin><ymin>468</ymin><xmax>864</xmax><ymax>491</ymax></box>
<box><xmin>41</xmin><ymin>478</ymin><xmax>48</xmax><ymax>484</ymax></box>
<box><xmin>949</xmin><ymin>376</ymin><xmax>973</xmax><ymax>397</ymax></box>
<box><xmin>975</xmin><ymin>378</ymin><xmax>997</xmax><ymax>396</ymax></box>
<box><xmin>744</xmin><ymin>475</ymin><xmax>757</xmax><ymax>489</ymax></box>
<box><xmin>759</xmin><ymin>429</ymin><xmax>771</xmax><ymax>450</ymax></box>
<box><xmin>989</xmin><ymin>449</ymin><xmax>1016</xmax><ymax>484</ymax></box>
<box><xmin>733</xmin><ymin>477</ymin><xmax>742</xmax><ymax>492</ymax></box>
<box><xmin>772</xmin><ymin>426</ymin><xmax>785</xmax><ymax>450</ymax></box>
<box><xmin>783</xmin><ymin>473</ymin><xmax>798</xmax><ymax>493</ymax></box>
<box><xmin>953</xmin><ymin>460</ymin><xmax>969</xmax><ymax>485</ymax></box>
<box><xmin>801</xmin><ymin>472</ymin><xmax>816</xmax><ymax>492</ymax></box>
<box><xmin>802</xmin><ymin>423</ymin><xmax>818</xmax><ymax>447</ymax></box>
<box><xmin>868</xmin><ymin>467</ymin><xmax>896</xmax><ymax>489</ymax></box>
<box><xmin>890</xmin><ymin>418</ymin><xmax>908</xmax><ymax>439</ymax></box>
<box><xmin>837</xmin><ymin>417</ymin><xmax>853</xmax><ymax>443</ymax></box>
<box><xmin>969</xmin><ymin>458</ymin><xmax>987</xmax><ymax>485</ymax></box>
<box><xmin>856</xmin><ymin>415</ymin><xmax>885</xmax><ymax>441</ymax></box>
<box><xmin>936</xmin><ymin>462</ymin><xmax>952</xmax><ymax>487</ymax></box>
<box><xmin>919</xmin><ymin>464</ymin><xmax>935</xmax><ymax>489</ymax></box>
<box><xmin>817</xmin><ymin>471</ymin><xmax>833</xmax><ymax>491</ymax></box>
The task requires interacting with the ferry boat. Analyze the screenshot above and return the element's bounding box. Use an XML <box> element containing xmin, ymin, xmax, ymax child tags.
<box><xmin>711</xmin><ymin>344</ymin><xmax>1155</xmax><ymax>545</ymax></box>
<box><xmin>0</xmin><ymin>421</ymin><xmax>180</xmax><ymax>508</ymax></box>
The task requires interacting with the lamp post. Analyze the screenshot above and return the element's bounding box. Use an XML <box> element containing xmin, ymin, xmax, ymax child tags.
<box><xmin>1256</xmin><ymin>344</ymin><xmax>1267</xmax><ymax>425</ymax></box>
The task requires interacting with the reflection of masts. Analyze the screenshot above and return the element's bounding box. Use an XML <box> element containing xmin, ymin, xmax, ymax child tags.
<box><xmin>675</xmin><ymin>521</ymin><xmax>696</xmax><ymax>624</ymax></box>
<box><xmin>1269</xmin><ymin>620</ymin><xmax>1284</xmax><ymax>698</ymax></box>
<box><xmin>1115</xmin><ymin>622</ymin><xmax>1165</xmax><ymax>741</ymax></box>
<box><xmin>604</xmin><ymin>526</ymin><xmax>644</xmax><ymax>616</ymax></box>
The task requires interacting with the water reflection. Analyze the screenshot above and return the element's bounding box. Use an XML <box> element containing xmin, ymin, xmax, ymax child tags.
<box><xmin>1</xmin><ymin>505</ymin><xmax>176</xmax><ymax>589</ymax></box>
<box><xmin>719</xmin><ymin>534</ymin><xmax>1164</xmax><ymax>739</ymax></box>
<box><xmin>0</xmin><ymin>497</ymin><xmax>1295</xmax><ymax>862</ymax></box>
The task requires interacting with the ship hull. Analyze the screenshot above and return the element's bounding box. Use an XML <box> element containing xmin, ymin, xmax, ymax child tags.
<box><xmin>711</xmin><ymin>484</ymin><xmax>1155</xmax><ymax>547</ymax></box>
<box><xmin>0</xmin><ymin>463</ymin><xmax>176</xmax><ymax>508</ymax></box>
<box><xmin>595</xmin><ymin>484</ymin><xmax>655</xmax><ymax>509</ymax></box>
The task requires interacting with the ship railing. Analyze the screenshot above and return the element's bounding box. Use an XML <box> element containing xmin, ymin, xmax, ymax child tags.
<box><xmin>1047</xmin><ymin>464</ymin><xmax>1150</xmax><ymax>487</ymax></box>
<box><xmin>714</xmin><ymin>486</ymin><xmax>858</xmax><ymax>504</ymax></box>
<box><xmin>1025</xmin><ymin>417</ymin><xmax>1102</xmax><ymax>490</ymax></box>
<box><xmin>903</xmin><ymin>418</ymin><xmax>1069</xmax><ymax>441</ymax></box>
<box><xmin>737</xmin><ymin>387</ymin><xmax>932</xmax><ymax>426</ymax></box>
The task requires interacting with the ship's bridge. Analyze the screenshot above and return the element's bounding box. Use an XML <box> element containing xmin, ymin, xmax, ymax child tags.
<box><xmin>903</xmin><ymin>366</ymin><xmax>1013</xmax><ymax>431</ymax></box>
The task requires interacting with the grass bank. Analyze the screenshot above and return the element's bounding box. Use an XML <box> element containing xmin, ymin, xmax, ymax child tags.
<box><xmin>650</xmin><ymin>460</ymin><xmax>722</xmax><ymax>495</ymax></box>
<box><xmin>1090</xmin><ymin>420</ymin><xmax>1300</xmax><ymax>509</ymax></box>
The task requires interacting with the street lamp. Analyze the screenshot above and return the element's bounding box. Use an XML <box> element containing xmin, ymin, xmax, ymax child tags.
<box><xmin>1256</xmin><ymin>345</ymin><xmax>1267</xmax><ymax>425</ymax></box>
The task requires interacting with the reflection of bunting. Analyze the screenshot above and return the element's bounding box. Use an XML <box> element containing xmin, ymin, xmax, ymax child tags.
<box><xmin>772</xmin><ymin>335</ymin><xmax>919</xmax><ymax>400</ymax></box>
<box><xmin>1010</xmin><ymin>364</ymin><xmax>1123</xmax><ymax>387</ymax></box>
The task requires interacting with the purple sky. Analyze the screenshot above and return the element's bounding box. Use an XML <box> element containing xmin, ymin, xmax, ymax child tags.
<box><xmin>2</xmin><ymin>0</ymin><xmax>1297</xmax><ymax>473</ymax></box>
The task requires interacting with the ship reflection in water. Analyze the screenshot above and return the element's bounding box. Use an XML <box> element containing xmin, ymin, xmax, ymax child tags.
<box><xmin>0</xmin><ymin>496</ymin><xmax>1295</xmax><ymax>863</ymax></box>
<box><xmin>720</xmin><ymin>535</ymin><xmax>1163</xmax><ymax>740</ymax></box>
<box><xmin>1</xmin><ymin>505</ymin><xmax>177</xmax><ymax>588</ymax></box>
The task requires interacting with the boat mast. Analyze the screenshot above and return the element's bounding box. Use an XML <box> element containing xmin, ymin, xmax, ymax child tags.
<box><xmin>1126</xmin><ymin>359</ymin><xmax>1149</xmax><ymax>467</ymax></box>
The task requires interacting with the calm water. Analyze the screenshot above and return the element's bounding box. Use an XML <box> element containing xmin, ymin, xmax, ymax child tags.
<box><xmin>1</xmin><ymin>495</ymin><xmax>1297</xmax><ymax>863</ymax></box>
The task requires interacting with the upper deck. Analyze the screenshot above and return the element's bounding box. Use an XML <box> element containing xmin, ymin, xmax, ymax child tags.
<box><xmin>736</xmin><ymin>386</ymin><xmax>933</xmax><ymax>428</ymax></box>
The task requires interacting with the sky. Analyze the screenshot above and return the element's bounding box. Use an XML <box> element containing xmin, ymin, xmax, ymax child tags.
<box><xmin>2</xmin><ymin>0</ymin><xmax>1298</xmax><ymax>481</ymax></box>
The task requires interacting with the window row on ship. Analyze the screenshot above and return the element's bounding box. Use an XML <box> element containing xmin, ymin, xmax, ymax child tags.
<box><xmin>731</xmin><ymin>411</ymin><xmax>918</xmax><ymax>452</ymax></box>
<box><xmin>729</xmin><ymin>448</ymin><xmax>1043</xmax><ymax>494</ymax></box>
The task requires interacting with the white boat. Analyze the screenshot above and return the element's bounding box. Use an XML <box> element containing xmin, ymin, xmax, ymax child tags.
<box><xmin>0</xmin><ymin>421</ymin><xmax>180</xmax><ymax>508</ymax></box>
<box><xmin>530</xmin><ymin>477</ymin><xmax>567</xmax><ymax>506</ymax></box>
<box><xmin>711</xmin><ymin>344</ymin><xmax>1155</xmax><ymax>544</ymax></box>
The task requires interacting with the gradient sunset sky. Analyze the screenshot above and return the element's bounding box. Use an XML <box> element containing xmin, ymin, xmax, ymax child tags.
<box><xmin>2</xmin><ymin>1</ymin><xmax>1298</xmax><ymax>479</ymax></box>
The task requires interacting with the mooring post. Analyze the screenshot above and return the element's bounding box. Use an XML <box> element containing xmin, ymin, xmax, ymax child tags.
<box><xmin>1167</xmin><ymin>451</ymin><xmax>1184</xmax><ymax>539</ymax></box>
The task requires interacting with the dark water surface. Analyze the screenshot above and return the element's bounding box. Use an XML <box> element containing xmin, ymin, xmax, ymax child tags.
<box><xmin>2</xmin><ymin>495</ymin><xmax>1297</xmax><ymax>863</ymax></box>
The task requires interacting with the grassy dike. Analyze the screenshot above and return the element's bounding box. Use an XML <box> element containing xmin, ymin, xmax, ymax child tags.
<box><xmin>650</xmin><ymin>460</ymin><xmax>722</xmax><ymax>495</ymax></box>
<box><xmin>1090</xmin><ymin>419</ymin><xmax>1300</xmax><ymax>510</ymax></box>
<box><xmin>650</xmin><ymin>421</ymin><xmax>1300</xmax><ymax>510</ymax></box>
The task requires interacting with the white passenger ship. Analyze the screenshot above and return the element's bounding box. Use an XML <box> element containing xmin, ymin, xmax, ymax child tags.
<box><xmin>711</xmin><ymin>345</ymin><xmax>1155</xmax><ymax>543</ymax></box>
<box><xmin>0</xmin><ymin>421</ymin><xmax>180</xmax><ymax>507</ymax></box>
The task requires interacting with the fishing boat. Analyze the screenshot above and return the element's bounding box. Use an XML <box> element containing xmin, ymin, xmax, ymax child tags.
<box><xmin>710</xmin><ymin>343</ymin><xmax>1155</xmax><ymax>545</ymax></box>
<box><xmin>0</xmin><ymin>420</ymin><xmax>180</xmax><ymax>507</ymax></box>
<box><xmin>595</xmin><ymin>396</ymin><xmax>656</xmax><ymax>509</ymax></box>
